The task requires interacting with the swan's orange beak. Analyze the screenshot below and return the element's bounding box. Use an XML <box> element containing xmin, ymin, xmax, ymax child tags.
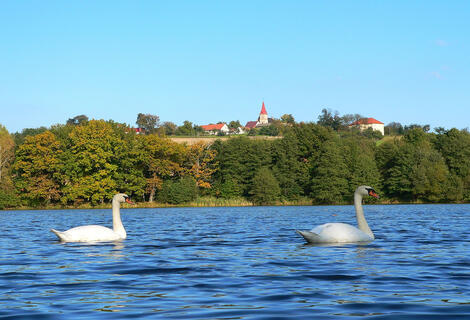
<box><xmin>368</xmin><ymin>190</ymin><xmax>379</xmax><ymax>199</ymax></box>
<box><xmin>125</xmin><ymin>198</ymin><xmax>134</xmax><ymax>204</ymax></box>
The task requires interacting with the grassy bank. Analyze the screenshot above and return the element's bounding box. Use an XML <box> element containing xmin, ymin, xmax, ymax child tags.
<box><xmin>1</xmin><ymin>196</ymin><xmax>453</xmax><ymax>211</ymax></box>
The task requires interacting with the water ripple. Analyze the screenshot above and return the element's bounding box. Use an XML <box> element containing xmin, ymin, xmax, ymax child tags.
<box><xmin>1</xmin><ymin>205</ymin><xmax>470</xmax><ymax>319</ymax></box>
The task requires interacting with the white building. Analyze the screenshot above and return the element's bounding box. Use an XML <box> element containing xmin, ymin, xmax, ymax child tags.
<box><xmin>349</xmin><ymin>118</ymin><xmax>385</xmax><ymax>135</ymax></box>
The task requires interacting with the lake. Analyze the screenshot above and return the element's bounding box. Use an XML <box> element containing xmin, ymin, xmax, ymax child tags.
<box><xmin>0</xmin><ymin>204</ymin><xmax>469</xmax><ymax>319</ymax></box>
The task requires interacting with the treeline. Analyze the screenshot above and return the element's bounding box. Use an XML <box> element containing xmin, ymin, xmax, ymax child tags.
<box><xmin>1</xmin><ymin>118</ymin><xmax>470</xmax><ymax>209</ymax></box>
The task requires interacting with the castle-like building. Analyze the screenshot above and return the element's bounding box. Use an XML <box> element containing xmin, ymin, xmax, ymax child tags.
<box><xmin>245</xmin><ymin>101</ymin><xmax>271</xmax><ymax>129</ymax></box>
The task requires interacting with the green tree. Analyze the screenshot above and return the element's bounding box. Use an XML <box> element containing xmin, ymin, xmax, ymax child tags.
<box><xmin>280</xmin><ymin>114</ymin><xmax>295</xmax><ymax>124</ymax></box>
<box><xmin>258</xmin><ymin>125</ymin><xmax>279</xmax><ymax>136</ymax></box>
<box><xmin>317</xmin><ymin>108</ymin><xmax>343</xmax><ymax>131</ymax></box>
<box><xmin>175</xmin><ymin>121</ymin><xmax>195</xmax><ymax>136</ymax></box>
<box><xmin>379</xmin><ymin>128</ymin><xmax>449</xmax><ymax>202</ymax></box>
<box><xmin>228</xmin><ymin>120</ymin><xmax>242</xmax><ymax>129</ymax></box>
<box><xmin>162</xmin><ymin>121</ymin><xmax>178</xmax><ymax>135</ymax></box>
<box><xmin>434</xmin><ymin>128</ymin><xmax>470</xmax><ymax>201</ymax></box>
<box><xmin>310</xmin><ymin>139</ymin><xmax>349</xmax><ymax>204</ymax></box>
<box><xmin>342</xmin><ymin>136</ymin><xmax>382</xmax><ymax>201</ymax></box>
<box><xmin>158</xmin><ymin>176</ymin><xmax>197</xmax><ymax>204</ymax></box>
<box><xmin>250</xmin><ymin>167</ymin><xmax>281</xmax><ymax>205</ymax></box>
<box><xmin>218</xmin><ymin>174</ymin><xmax>242</xmax><ymax>199</ymax></box>
<box><xmin>110</xmin><ymin>123</ymin><xmax>147</xmax><ymax>201</ymax></box>
<box><xmin>271</xmin><ymin>131</ymin><xmax>310</xmax><ymax>200</ymax></box>
<box><xmin>13</xmin><ymin>127</ymin><xmax>48</xmax><ymax>146</ymax></box>
<box><xmin>212</xmin><ymin>137</ymin><xmax>272</xmax><ymax>197</ymax></box>
<box><xmin>136</xmin><ymin>113</ymin><xmax>160</xmax><ymax>134</ymax></box>
<box><xmin>384</xmin><ymin>122</ymin><xmax>404</xmax><ymax>135</ymax></box>
<box><xmin>66</xmin><ymin>115</ymin><xmax>89</xmax><ymax>126</ymax></box>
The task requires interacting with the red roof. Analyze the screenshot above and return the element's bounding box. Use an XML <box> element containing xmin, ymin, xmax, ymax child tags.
<box><xmin>260</xmin><ymin>101</ymin><xmax>267</xmax><ymax>115</ymax></box>
<box><xmin>245</xmin><ymin>121</ymin><xmax>258</xmax><ymax>129</ymax></box>
<box><xmin>351</xmin><ymin>118</ymin><xmax>384</xmax><ymax>125</ymax></box>
<box><xmin>201</xmin><ymin>123</ymin><xmax>226</xmax><ymax>131</ymax></box>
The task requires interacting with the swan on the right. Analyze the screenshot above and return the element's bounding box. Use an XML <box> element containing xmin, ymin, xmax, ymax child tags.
<box><xmin>297</xmin><ymin>185</ymin><xmax>379</xmax><ymax>244</ymax></box>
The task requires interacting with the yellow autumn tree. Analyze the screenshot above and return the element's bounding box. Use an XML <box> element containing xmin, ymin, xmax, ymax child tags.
<box><xmin>61</xmin><ymin>120</ymin><xmax>121</xmax><ymax>205</ymax></box>
<box><xmin>0</xmin><ymin>124</ymin><xmax>14</xmax><ymax>183</ymax></box>
<box><xmin>139</xmin><ymin>135</ymin><xmax>186</xmax><ymax>202</ymax></box>
<box><xmin>185</xmin><ymin>142</ymin><xmax>217</xmax><ymax>189</ymax></box>
<box><xmin>13</xmin><ymin>131</ymin><xmax>62</xmax><ymax>205</ymax></box>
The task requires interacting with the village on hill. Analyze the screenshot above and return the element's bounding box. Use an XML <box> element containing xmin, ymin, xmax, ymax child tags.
<box><xmin>170</xmin><ymin>101</ymin><xmax>385</xmax><ymax>136</ymax></box>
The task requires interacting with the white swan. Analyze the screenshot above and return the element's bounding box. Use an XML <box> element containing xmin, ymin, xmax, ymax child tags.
<box><xmin>297</xmin><ymin>186</ymin><xmax>379</xmax><ymax>244</ymax></box>
<box><xmin>51</xmin><ymin>193</ymin><xmax>133</xmax><ymax>243</ymax></box>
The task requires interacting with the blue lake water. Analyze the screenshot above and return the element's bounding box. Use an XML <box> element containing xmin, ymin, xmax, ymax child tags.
<box><xmin>0</xmin><ymin>204</ymin><xmax>469</xmax><ymax>319</ymax></box>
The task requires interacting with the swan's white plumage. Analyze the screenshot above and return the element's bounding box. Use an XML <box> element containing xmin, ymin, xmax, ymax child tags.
<box><xmin>297</xmin><ymin>185</ymin><xmax>378</xmax><ymax>244</ymax></box>
<box><xmin>51</xmin><ymin>225</ymin><xmax>123</xmax><ymax>242</ymax></box>
<box><xmin>51</xmin><ymin>193</ymin><xmax>131</xmax><ymax>243</ymax></box>
<box><xmin>297</xmin><ymin>223</ymin><xmax>373</xmax><ymax>244</ymax></box>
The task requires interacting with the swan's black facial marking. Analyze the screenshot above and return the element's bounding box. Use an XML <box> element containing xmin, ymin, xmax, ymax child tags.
<box><xmin>123</xmin><ymin>195</ymin><xmax>134</xmax><ymax>204</ymax></box>
<box><xmin>366</xmin><ymin>188</ymin><xmax>379</xmax><ymax>199</ymax></box>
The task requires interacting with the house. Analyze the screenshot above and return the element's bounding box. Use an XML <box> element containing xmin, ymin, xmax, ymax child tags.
<box><xmin>245</xmin><ymin>101</ymin><xmax>273</xmax><ymax>129</ymax></box>
<box><xmin>200</xmin><ymin>123</ymin><xmax>230</xmax><ymax>135</ymax></box>
<box><xmin>230</xmin><ymin>127</ymin><xmax>245</xmax><ymax>135</ymax></box>
<box><xmin>349</xmin><ymin>118</ymin><xmax>384</xmax><ymax>135</ymax></box>
<box><xmin>245</xmin><ymin>121</ymin><xmax>258</xmax><ymax>129</ymax></box>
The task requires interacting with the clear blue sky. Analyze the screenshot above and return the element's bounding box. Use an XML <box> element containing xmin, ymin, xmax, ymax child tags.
<box><xmin>1</xmin><ymin>1</ymin><xmax>469</xmax><ymax>133</ymax></box>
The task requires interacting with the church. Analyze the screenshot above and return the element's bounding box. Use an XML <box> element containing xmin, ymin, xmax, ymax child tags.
<box><xmin>245</xmin><ymin>102</ymin><xmax>272</xmax><ymax>129</ymax></box>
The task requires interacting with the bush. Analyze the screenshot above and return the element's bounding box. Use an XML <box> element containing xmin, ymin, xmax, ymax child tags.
<box><xmin>0</xmin><ymin>189</ymin><xmax>20</xmax><ymax>209</ymax></box>
<box><xmin>158</xmin><ymin>176</ymin><xmax>198</xmax><ymax>204</ymax></box>
<box><xmin>250</xmin><ymin>167</ymin><xmax>281</xmax><ymax>205</ymax></box>
<box><xmin>219</xmin><ymin>175</ymin><xmax>242</xmax><ymax>199</ymax></box>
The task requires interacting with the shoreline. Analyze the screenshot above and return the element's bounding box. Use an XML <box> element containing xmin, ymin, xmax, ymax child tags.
<box><xmin>1</xmin><ymin>198</ymin><xmax>464</xmax><ymax>211</ymax></box>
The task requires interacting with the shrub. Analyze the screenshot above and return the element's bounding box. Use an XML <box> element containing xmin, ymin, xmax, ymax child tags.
<box><xmin>158</xmin><ymin>176</ymin><xmax>198</xmax><ymax>204</ymax></box>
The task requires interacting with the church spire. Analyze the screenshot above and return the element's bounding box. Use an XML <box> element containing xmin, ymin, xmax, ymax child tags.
<box><xmin>260</xmin><ymin>101</ymin><xmax>267</xmax><ymax>115</ymax></box>
<box><xmin>258</xmin><ymin>101</ymin><xmax>269</xmax><ymax>125</ymax></box>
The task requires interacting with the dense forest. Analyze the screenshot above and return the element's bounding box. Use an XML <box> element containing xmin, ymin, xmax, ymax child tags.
<box><xmin>1</xmin><ymin>112</ymin><xmax>470</xmax><ymax>209</ymax></box>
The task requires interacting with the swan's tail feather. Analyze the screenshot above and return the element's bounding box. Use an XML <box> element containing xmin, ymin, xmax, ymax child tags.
<box><xmin>50</xmin><ymin>229</ymin><xmax>66</xmax><ymax>242</ymax></box>
<box><xmin>296</xmin><ymin>230</ymin><xmax>322</xmax><ymax>244</ymax></box>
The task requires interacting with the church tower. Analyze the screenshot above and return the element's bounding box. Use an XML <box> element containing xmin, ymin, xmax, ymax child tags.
<box><xmin>257</xmin><ymin>101</ymin><xmax>269</xmax><ymax>125</ymax></box>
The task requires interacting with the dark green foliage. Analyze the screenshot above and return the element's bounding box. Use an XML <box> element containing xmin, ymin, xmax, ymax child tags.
<box><xmin>0</xmin><ymin>188</ymin><xmax>20</xmax><ymax>209</ymax></box>
<box><xmin>258</xmin><ymin>125</ymin><xmax>279</xmax><ymax>136</ymax></box>
<box><xmin>434</xmin><ymin>128</ymin><xmax>470</xmax><ymax>200</ymax></box>
<box><xmin>175</xmin><ymin>121</ymin><xmax>195</xmax><ymax>136</ymax></box>
<box><xmin>310</xmin><ymin>139</ymin><xmax>349</xmax><ymax>204</ymax></box>
<box><xmin>317</xmin><ymin>108</ymin><xmax>343</xmax><ymax>130</ymax></box>
<box><xmin>212</xmin><ymin>137</ymin><xmax>272</xmax><ymax>197</ymax></box>
<box><xmin>271</xmin><ymin>131</ymin><xmax>309</xmax><ymax>200</ymax></box>
<box><xmin>342</xmin><ymin>136</ymin><xmax>382</xmax><ymax>201</ymax></box>
<box><xmin>384</xmin><ymin>122</ymin><xmax>404</xmax><ymax>135</ymax></box>
<box><xmin>228</xmin><ymin>120</ymin><xmax>241</xmax><ymax>129</ymax></box>
<box><xmin>158</xmin><ymin>176</ymin><xmax>198</xmax><ymax>204</ymax></box>
<box><xmin>67</xmin><ymin>115</ymin><xmax>89</xmax><ymax>126</ymax></box>
<box><xmin>250</xmin><ymin>167</ymin><xmax>281</xmax><ymax>205</ymax></box>
<box><xmin>136</xmin><ymin>113</ymin><xmax>160</xmax><ymax>134</ymax></box>
<box><xmin>219</xmin><ymin>175</ymin><xmax>242</xmax><ymax>199</ymax></box>
<box><xmin>13</xmin><ymin>127</ymin><xmax>48</xmax><ymax>146</ymax></box>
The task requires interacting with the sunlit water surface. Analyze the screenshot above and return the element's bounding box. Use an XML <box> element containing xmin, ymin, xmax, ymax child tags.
<box><xmin>1</xmin><ymin>205</ymin><xmax>469</xmax><ymax>319</ymax></box>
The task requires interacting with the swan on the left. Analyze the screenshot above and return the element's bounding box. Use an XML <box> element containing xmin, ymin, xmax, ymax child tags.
<box><xmin>51</xmin><ymin>193</ymin><xmax>133</xmax><ymax>243</ymax></box>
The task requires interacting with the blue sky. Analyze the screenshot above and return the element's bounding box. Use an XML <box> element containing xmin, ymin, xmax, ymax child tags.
<box><xmin>1</xmin><ymin>1</ymin><xmax>469</xmax><ymax>133</ymax></box>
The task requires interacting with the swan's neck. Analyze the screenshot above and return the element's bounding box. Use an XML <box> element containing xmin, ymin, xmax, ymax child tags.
<box><xmin>112</xmin><ymin>199</ymin><xmax>127</xmax><ymax>239</ymax></box>
<box><xmin>354</xmin><ymin>191</ymin><xmax>374</xmax><ymax>239</ymax></box>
